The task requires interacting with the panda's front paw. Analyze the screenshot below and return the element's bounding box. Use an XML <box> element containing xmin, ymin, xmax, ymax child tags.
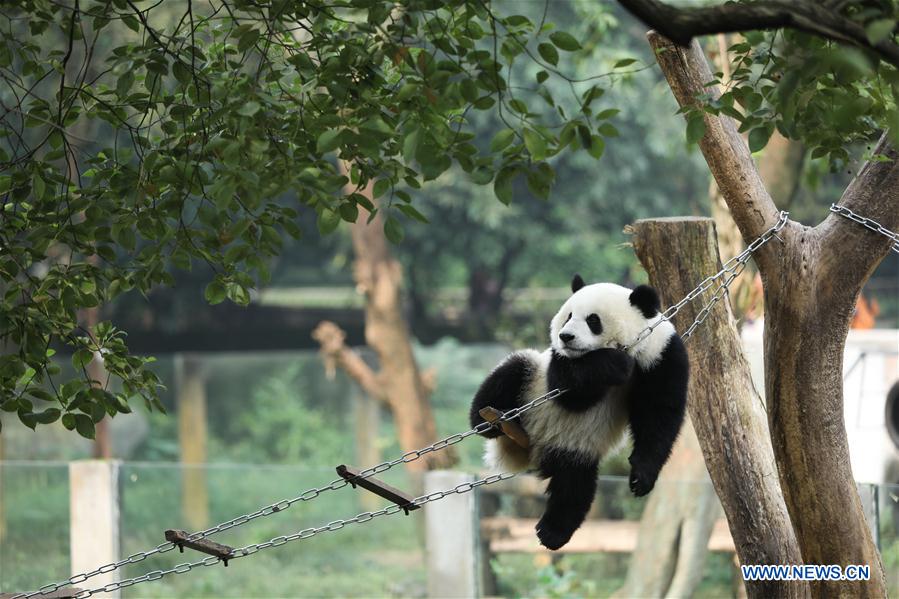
<box><xmin>628</xmin><ymin>458</ymin><xmax>659</xmax><ymax>497</ymax></box>
<box><xmin>609</xmin><ymin>349</ymin><xmax>635</xmax><ymax>381</ymax></box>
<box><xmin>535</xmin><ymin>516</ymin><xmax>575</xmax><ymax>551</ymax></box>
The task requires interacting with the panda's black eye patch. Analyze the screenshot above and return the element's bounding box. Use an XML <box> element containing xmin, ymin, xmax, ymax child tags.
<box><xmin>586</xmin><ymin>313</ymin><xmax>602</xmax><ymax>334</ymax></box>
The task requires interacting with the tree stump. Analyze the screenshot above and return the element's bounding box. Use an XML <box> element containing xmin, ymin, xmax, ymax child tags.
<box><xmin>629</xmin><ymin>217</ymin><xmax>806</xmax><ymax>599</ymax></box>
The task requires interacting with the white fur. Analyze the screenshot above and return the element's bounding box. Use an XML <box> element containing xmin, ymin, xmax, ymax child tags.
<box><xmin>485</xmin><ymin>349</ymin><xmax>631</xmax><ymax>471</ymax></box>
<box><xmin>486</xmin><ymin>284</ymin><xmax>675</xmax><ymax>472</ymax></box>
<box><xmin>550</xmin><ymin>282</ymin><xmax>674</xmax><ymax>370</ymax></box>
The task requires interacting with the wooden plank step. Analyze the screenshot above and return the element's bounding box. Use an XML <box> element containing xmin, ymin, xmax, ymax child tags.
<box><xmin>336</xmin><ymin>464</ymin><xmax>420</xmax><ymax>514</ymax></box>
<box><xmin>165</xmin><ymin>529</ymin><xmax>234</xmax><ymax>566</ymax></box>
<box><xmin>479</xmin><ymin>407</ymin><xmax>530</xmax><ymax>448</ymax></box>
<box><xmin>481</xmin><ymin>517</ymin><xmax>735</xmax><ymax>553</ymax></box>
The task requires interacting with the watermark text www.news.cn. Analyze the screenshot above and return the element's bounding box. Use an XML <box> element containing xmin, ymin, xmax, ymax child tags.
<box><xmin>741</xmin><ymin>564</ymin><xmax>870</xmax><ymax>581</ymax></box>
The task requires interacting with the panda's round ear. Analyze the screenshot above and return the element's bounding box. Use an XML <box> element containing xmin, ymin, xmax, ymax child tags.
<box><xmin>630</xmin><ymin>285</ymin><xmax>661</xmax><ymax>318</ymax></box>
<box><xmin>571</xmin><ymin>274</ymin><xmax>586</xmax><ymax>293</ymax></box>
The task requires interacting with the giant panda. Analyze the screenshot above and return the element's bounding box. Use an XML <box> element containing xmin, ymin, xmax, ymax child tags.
<box><xmin>469</xmin><ymin>275</ymin><xmax>689</xmax><ymax>550</ymax></box>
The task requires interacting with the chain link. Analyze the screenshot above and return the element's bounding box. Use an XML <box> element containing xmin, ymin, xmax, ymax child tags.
<box><xmin>829</xmin><ymin>204</ymin><xmax>899</xmax><ymax>254</ymax></box>
<box><xmin>624</xmin><ymin>210</ymin><xmax>789</xmax><ymax>349</ymax></box>
<box><xmin>66</xmin><ymin>473</ymin><xmax>516</xmax><ymax>599</ymax></box>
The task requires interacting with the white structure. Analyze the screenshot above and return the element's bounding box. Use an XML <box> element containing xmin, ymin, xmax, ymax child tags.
<box><xmin>424</xmin><ymin>470</ymin><xmax>479</xmax><ymax>598</ymax></box>
<box><xmin>70</xmin><ymin>460</ymin><xmax>121</xmax><ymax>598</ymax></box>
<box><xmin>743</xmin><ymin>324</ymin><xmax>899</xmax><ymax>484</ymax></box>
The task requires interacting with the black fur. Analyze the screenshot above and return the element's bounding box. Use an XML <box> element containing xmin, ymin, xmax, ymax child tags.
<box><xmin>547</xmin><ymin>349</ymin><xmax>633</xmax><ymax>412</ymax></box>
<box><xmin>469</xmin><ymin>353</ymin><xmax>533</xmax><ymax>436</ymax></box>
<box><xmin>571</xmin><ymin>274</ymin><xmax>586</xmax><ymax>293</ymax></box>
<box><xmin>629</xmin><ymin>285</ymin><xmax>661</xmax><ymax>318</ymax></box>
<box><xmin>626</xmin><ymin>334</ymin><xmax>689</xmax><ymax>496</ymax></box>
<box><xmin>585</xmin><ymin>313</ymin><xmax>602</xmax><ymax>334</ymax></box>
<box><xmin>535</xmin><ymin>448</ymin><xmax>599</xmax><ymax>550</ymax></box>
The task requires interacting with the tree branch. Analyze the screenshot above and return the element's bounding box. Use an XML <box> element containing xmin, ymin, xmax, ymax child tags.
<box><xmin>622</xmin><ymin>0</ymin><xmax>899</xmax><ymax>69</ymax></box>
<box><xmin>312</xmin><ymin>320</ymin><xmax>389</xmax><ymax>406</ymax></box>
<box><xmin>647</xmin><ymin>32</ymin><xmax>782</xmax><ymax>271</ymax></box>
<box><xmin>816</xmin><ymin>133</ymin><xmax>899</xmax><ymax>309</ymax></box>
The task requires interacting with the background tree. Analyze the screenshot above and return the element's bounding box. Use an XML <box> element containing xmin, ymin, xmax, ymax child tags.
<box><xmin>0</xmin><ymin>1</ymin><xmax>635</xmax><ymax>436</ymax></box>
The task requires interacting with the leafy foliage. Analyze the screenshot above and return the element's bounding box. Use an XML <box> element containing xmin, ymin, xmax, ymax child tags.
<box><xmin>684</xmin><ymin>6</ymin><xmax>899</xmax><ymax>171</ymax></box>
<box><xmin>0</xmin><ymin>0</ymin><xmax>636</xmax><ymax>435</ymax></box>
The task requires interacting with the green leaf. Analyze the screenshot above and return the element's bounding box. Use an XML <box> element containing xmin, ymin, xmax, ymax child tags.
<box><xmin>397</xmin><ymin>204</ymin><xmax>429</xmax><ymax>223</ymax></box>
<box><xmin>72</xmin><ymin>349</ymin><xmax>93</xmax><ymax>370</ymax></box>
<box><xmin>490</xmin><ymin>129</ymin><xmax>516</xmax><ymax>153</ymax></box>
<box><xmin>598</xmin><ymin>123</ymin><xmax>619</xmax><ymax>137</ymax></box>
<box><xmin>587</xmin><ymin>135</ymin><xmax>605</xmax><ymax>159</ymax></box>
<box><xmin>317</xmin><ymin>209</ymin><xmax>341</xmax><ymax>235</ymax></box>
<box><xmin>523</xmin><ymin>129</ymin><xmax>547</xmax><ymax>160</ymax></box>
<box><xmin>538</xmin><ymin>43</ymin><xmax>558</xmax><ymax>66</ymax></box>
<box><xmin>62</xmin><ymin>413</ymin><xmax>76</xmax><ymax>430</ymax></box>
<box><xmin>204</xmin><ymin>280</ymin><xmax>227</xmax><ymax>305</ymax></box>
<box><xmin>372</xmin><ymin>179</ymin><xmax>390</xmax><ymax>199</ymax></box>
<box><xmin>33</xmin><ymin>407</ymin><xmax>60</xmax><ymax>424</ymax></box>
<box><xmin>339</xmin><ymin>202</ymin><xmax>359</xmax><ymax>223</ymax></box>
<box><xmin>550</xmin><ymin>31</ymin><xmax>581</xmax><ymax>51</ymax></box>
<box><xmin>238</xmin><ymin>28</ymin><xmax>260</xmax><ymax>53</ymax></box>
<box><xmin>493</xmin><ymin>166</ymin><xmax>516</xmax><ymax>205</ymax></box>
<box><xmin>384</xmin><ymin>216</ymin><xmax>405</xmax><ymax>244</ymax></box>
<box><xmin>74</xmin><ymin>413</ymin><xmax>96</xmax><ymax>439</ymax></box>
<box><xmin>317</xmin><ymin>129</ymin><xmax>342</xmax><ymax>153</ymax></box>
<box><xmin>613</xmin><ymin>58</ymin><xmax>637</xmax><ymax>68</ymax></box>
<box><xmin>172</xmin><ymin>61</ymin><xmax>192</xmax><ymax>85</ymax></box>
<box><xmin>237</xmin><ymin>101</ymin><xmax>261</xmax><ymax>117</ymax></box>
<box><xmin>470</xmin><ymin>165</ymin><xmax>494</xmax><ymax>185</ymax></box>
<box><xmin>536</xmin><ymin>70</ymin><xmax>549</xmax><ymax>84</ymax></box>
<box><xmin>866</xmin><ymin>19</ymin><xmax>895</xmax><ymax>45</ymax></box>
<box><xmin>748</xmin><ymin>126</ymin><xmax>773</xmax><ymax>152</ymax></box>
<box><xmin>686</xmin><ymin>114</ymin><xmax>706</xmax><ymax>145</ymax></box>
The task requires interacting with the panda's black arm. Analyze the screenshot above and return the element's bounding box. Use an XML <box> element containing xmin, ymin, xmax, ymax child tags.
<box><xmin>548</xmin><ymin>349</ymin><xmax>634</xmax><ymax>412</ymax></box>
<box><xmin>469</xmin><ymin>353</ymin><xmax>532</xmax><ymax>438</ymax></box>
<box><xmin>626</xmin><ymin>335</ymin><xmax>689</xmax><ymax>496</ymax></box>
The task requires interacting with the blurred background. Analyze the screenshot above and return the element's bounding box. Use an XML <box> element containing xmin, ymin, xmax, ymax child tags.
<box><xmin>1</xmin><ymin>1</ymin><xmax>898</xmax><ymax>598</ymax></box>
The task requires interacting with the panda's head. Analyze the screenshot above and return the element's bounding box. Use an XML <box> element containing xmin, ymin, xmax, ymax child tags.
<box><xmin>550</xmin><ymin>275</ymin><xmax>663</xmax><ymax>359</ymax></box>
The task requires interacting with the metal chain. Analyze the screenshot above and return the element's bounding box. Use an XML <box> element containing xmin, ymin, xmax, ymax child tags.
<box><xmin>14</xmin><ymin>388</ymin><xmax>560</xmax><ymax>599</ymax></box>
<box><xmin>68</xmin><ymin>473</ymin><xmax>516</xmax><ymax>599</ymax></box>
<box><xmin>829</xmin><ymin>204</ymin><xmax>899</xmax><ymax>254</ymax></box>
<box><xmin>624</xmin><ymin>210</ymin><xmax>789</xmax><ymax>349</ymax></box>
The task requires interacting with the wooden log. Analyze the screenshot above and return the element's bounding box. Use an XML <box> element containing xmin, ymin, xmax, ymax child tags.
<box><xmin>478</xmin><ymin>407</ymin><xmax>530</xmax><ymax>448</ymax></box>
<box><xmin>629</xmin><ymin>217</ymin><xmax>805</xmax><ymax>599</ymax></box>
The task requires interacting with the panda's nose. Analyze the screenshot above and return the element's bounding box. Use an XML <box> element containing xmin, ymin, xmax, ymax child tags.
<box><xmin>559</xmin><ymin>333</ymin><xmax>575</xmax><ymax>344</ymax></box>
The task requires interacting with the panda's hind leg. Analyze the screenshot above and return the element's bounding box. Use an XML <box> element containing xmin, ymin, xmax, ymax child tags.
<box><xmin>535</xmin><ymin>448</ymin><xmax>599</xmax><ymax>550</ymax></box>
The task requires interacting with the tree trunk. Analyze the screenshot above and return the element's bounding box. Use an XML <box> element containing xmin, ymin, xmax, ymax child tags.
<box><xmin>630</xmin><ymin>217</ymin><xmax>807</xmax><ymax>598</ymax></box>
<box><xmin>336</xmin><ymin>176</ymin><xmax>453</xmax><ymax>471</ymax></box>
<box><xmin>615</xmin><ymin>418</ymin><xmax>718</xmax><ymax>598</ymax></box>
<box><xmin>83</xmin><ymin>303</ymin><xmax>112</xmax><ymax>459</ymax></box>
<box><xmin>648</xmin><ymin>32</ymin><xmax>899</xmax><ymax>596</ymax></box>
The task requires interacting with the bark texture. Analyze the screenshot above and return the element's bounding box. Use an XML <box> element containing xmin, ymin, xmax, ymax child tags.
<box><xmin>649</xmin><ymin>33</ymin><xmax>899</xmax><ymax>596</ymax></box>
<box><xmin>313</xmin><ymin>178</ymin><xmax>452</xmax><ymax>471</ymax></box>
<box><xmin>631</xmin><ymin>217</ymin><xmax>806</xmax><ymax>599</ymax></box>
